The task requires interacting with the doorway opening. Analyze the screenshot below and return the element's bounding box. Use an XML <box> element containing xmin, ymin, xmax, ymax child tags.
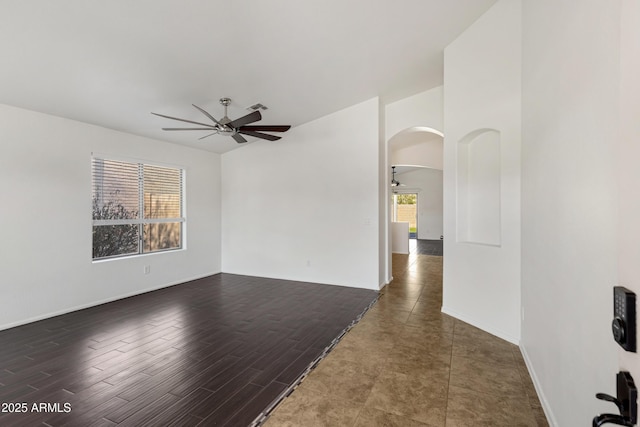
<box><xmin>392</xmin><ymin>193</ymin><xmax>418</xmax><ymax>239</ymax></box>
<box><xmin>386</xmin><ymin>126</ymin><xmax>444</xmax><ymax>283</ymax></box>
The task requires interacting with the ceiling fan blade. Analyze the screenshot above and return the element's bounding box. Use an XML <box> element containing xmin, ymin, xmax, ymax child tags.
<box><xmin>162</xmin><ymin>127</ymin><xmax>217</xmax><ymax>131</ymax></box>
<box><xmin>198</xmin><ymin>132</ymin><xmax>218</xmax><ymax>140</ymax></box>
<box><xmin>238</xmin><ymin>125</ymin><xmax>291</xmax><ymax>132</ymax></box>
<box><xmin>228</xmin><ymin>110</ymin><xmax>262</xmax><ymax>128</ymax></box>
<box><xmin>192</xmin><ymin>104</ymin><xmax>221</xmax><ymax>126</ymax></box>
<box><xmin>238</xmin><ymin>130</ymin><xmax>281</xmax><ymax>141</ymax></box>
<box><xmin>151</xmin><ymin>112</ymin><xmax>217</xmax><ymax>129</ymax></box>
<box><xmin>232</xmin><ymin>134</ymin><xmax>248</xmax><ymax>144</ymax></box>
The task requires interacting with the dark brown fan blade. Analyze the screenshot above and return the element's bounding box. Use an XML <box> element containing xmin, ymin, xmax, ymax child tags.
<box><xmin>192</xmin><ymin>104</ymin><xmax>221</xmax><ymax>126</ymax></box>
<box><xmin>151</xmin><ymin>112</ymin><xmax>217</xmax><ymax>129</ymax></box>
<box><xmin>228</xmin><ymin>110</ymin><xmax>262</xmax><ymax>128</ymax></box>
<box><xmin>238</xmin><ymin>130</ymin><xmax>281</xmax><ymax>141</ymax></box>
<box><xmin>238</xmin><ymin>125</ymin><xmax>291</xmax><ymax>132</ymax></box>
<box><xmin>162</xmin><ymin>127</ymin><xmax>218</xmax><ymax>131</ymax></box>
<box><xmin>199</xmin><ymin>132</ymin><xmax>218</xmax><ymax>140</ymax></box>
<box><xmin>232</xmin><ymin>134</ymin><xmax>248</xmax><ymax>144</ymax></box>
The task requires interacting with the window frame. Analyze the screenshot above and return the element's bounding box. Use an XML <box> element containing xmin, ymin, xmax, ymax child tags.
<box><xmin>91</xmin><ymin>155</ymin><xmax>186</xmax><ymax>261</ymax></box>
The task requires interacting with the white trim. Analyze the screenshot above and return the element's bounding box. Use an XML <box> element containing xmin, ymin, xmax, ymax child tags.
<box><xmin>520</xmin><ymin>345</ymin><xmax>557</xmax><ymax>426</ymax></box>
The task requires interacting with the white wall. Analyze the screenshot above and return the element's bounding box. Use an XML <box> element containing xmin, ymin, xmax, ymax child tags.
<box><xmin>385</xmin><ymin>86</ymin><xmax>443</xmax><ymax>140</ymax></box>
<box><xmin>221</xmin><ymin>98</ymin><xmax>380</xmax><ymax>290</ymax></box>
<box><xmin>618</xmin><ymin>0</ymin><xmax>640</xmax><ymax>387</ymax></box>
<box><xmin>390</xmin><ymin>131</ymin><xmax>443</xmax><ymax>170</ymax></box>
<box><xmin>394</xmin><ymin>168</ymin><xmax>443</xmax><ymax>240</ymax></box>
<box><xmin>384</xmin><ymin>86</ymin><xmax>444</xmax><ymax>284</ymax></box>
<box><xmin>378</xmin><ymin>99</ymin><xmax>388</xmax><ymax>288</ymax></box>
<box><xmin>520</xmin><ymin>1</ymin><xmax>621</xmax><ymax>425</ymax></box>
<box><xmin>442</xmin><ymin>0</ymin><xmax>522</xmax><ymax>344</ymax></box>
<box><xmin>0</xmin><ymin>104</ymin><xmax>221</xmax><ymax>330</ymax></box>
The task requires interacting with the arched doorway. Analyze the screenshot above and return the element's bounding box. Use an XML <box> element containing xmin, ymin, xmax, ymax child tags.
<box><xmin>386</xmin><ymin>126</ymin><xmax>444</xmax><ymax>282</ymax></box>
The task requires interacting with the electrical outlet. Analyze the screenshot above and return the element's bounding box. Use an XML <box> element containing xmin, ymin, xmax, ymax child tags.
<box><xmin>144</xmin><ymin>265</ymin><xmax>151</xmax><ymax>275</ymax></box>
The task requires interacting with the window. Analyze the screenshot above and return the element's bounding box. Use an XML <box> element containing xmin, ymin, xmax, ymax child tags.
<box><xmin>92</xmin><ymin>157</ymin><xmax>184</xmax><ymax>260</ymax></box>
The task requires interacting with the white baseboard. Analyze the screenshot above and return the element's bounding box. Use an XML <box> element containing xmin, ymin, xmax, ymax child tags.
<box><xmin>440</xmin><ymin>305</ymin><xmax>520</xmax><ymax>345</ymax></box>
<box><xmin>520</xmin><ymin>345</ymin><xmax>558</xmax><ymax>427</ymax></box>
<box><xmin>379</xmin><ymin>276</ymin><xmax>393</xmax><ymax>291</ymax></box>
<box><xmin>0</xmin><ymin>271</ymin><xmax>222</xmax><ymax>332</ymax></box>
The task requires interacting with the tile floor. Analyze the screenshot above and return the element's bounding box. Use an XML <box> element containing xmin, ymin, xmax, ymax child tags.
<box><xmin>264</xmin><ymin>253</ymin><xmax>549</xmax><ymax>426</ymax></box>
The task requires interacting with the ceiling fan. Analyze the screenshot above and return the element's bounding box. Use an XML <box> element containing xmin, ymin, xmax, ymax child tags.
<box><xmin>151</xmin><ymin>97</ymin><xmax>291</xmax><ymax>143</ymax></box>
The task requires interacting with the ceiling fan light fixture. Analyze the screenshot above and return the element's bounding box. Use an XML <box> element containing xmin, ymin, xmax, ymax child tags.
<box><xmin>151</xmin><ymin>97</ymin><xmax>290</xmax><ymax>144</ymax></box>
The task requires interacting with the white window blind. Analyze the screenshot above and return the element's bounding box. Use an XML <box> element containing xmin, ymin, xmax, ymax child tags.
<box><xmin>92</xmin><ymin>158</ymin><xmax>184</xmax><ymax>260</ymax></box>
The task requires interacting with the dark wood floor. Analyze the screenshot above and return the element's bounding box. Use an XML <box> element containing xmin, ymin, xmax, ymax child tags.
<box><xmin>413</xmin><ymin>239</ymin><xmax>443</xmax><ymax>256</ymax></box>
<box><xmin>0</xmin><ymin>274</ymin><xmax>377</xmax><ymax>426</ymax></box>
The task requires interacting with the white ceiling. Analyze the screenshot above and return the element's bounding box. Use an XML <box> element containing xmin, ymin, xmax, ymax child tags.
<box><xmin>0</xmin><ymin>0</ymin><xmax>496</xmax><ymax>154</ymax></box>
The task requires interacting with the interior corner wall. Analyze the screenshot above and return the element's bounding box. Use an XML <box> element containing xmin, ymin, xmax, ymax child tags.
<box><xmin>0</xmin><ymin>104</ymin><xmax>222</xmax><ymax>330</ymax></box>
<box><xmin>521</xmin><ymin>1</ymin><xmax>621</xmax><ymax>425</ymax></box>
<box><xmin>221</xmin><ymin>98</ymin><xmax>380</xmax><ymax>290</ymax></box>
<box><xmin>442</xmin><ymin>0</ymin><xmax>522</xmax><ymax>344</ymax></box>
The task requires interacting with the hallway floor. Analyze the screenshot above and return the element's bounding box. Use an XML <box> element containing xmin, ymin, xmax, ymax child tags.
<box><xmin>265</xmin><ymin>253</ymin><xmax>549</xmax><ymax>426</ymax></box>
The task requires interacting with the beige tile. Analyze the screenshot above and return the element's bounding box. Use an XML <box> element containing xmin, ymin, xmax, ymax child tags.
<box><xmin>342</xmin><ymin>333</ymin><xmax>397</xmax><ymax>353</ymax></box>
<box><xmin>384</xmin><ymin>280</ymin><xmax>425</xmax><ymax>292</ymax></box>
<box><xmin>418</xmin><ymin>291</ymin><xmax>443</xmax><ymax>302</ymax></box>
<box><xmin>354</xmin><ymin>407</ymin><xmax>433</xmax><ymax>427</ymax></box>
<box><xmin>446</xmin><ymin>385</ymin><xmax>537</xmax><ymax>427</ymax></box>
<box><xmin>267</xmin><ymin>251</ymin><xmax>541</xmax><ymax>427</ymax></box>
<box><xmin>533</xmin><ymin>408</ymin><xmax>550</xmax><ymax>427</ymax></box>
<box><xmin>356</xmin><ymin>314</ymin><xmax>407</xmax><ymax>336</ymax></box>
<box><xmin>366</xmin><ymin>305</ymin><xmax>412</xmax><ymax>324</ymax></box>
<box><xmin>453</xmin><ymin>321</ymin><xmax>514</xmax><ymax>346</ymax></box>
<box><xmin>376</xmin><ymin>294</ymin><xmax>418</xmax><ymax>305</ymax></box>
<box><xmin>409</xmin><ymin>309</ymin><xmax>454</xmax><ymax>324</ymax></box>
<box><xmin>364</xmin><ymin>370</ymin><xmax>448</xmax><ymax>426</ymax></box>
<box><xmin>405</xmin><ymin>314</ymin><xmax>456</xmax><ymax>333</ymax></box>
<box><xmin>297</xmin><ymin>356</ymin><xmax>379</xmax><ymax>404</ymax></box>
<box><xmin>324</xmin><ymin>344</ymin><xmax>388</xmax><ymax>376</ymax></box>
<box><xmin>411</xmin><ymin>300</ymin><xmax>444</xmax><ymax>316</ymax></box>
<box><xmin>452</xmin><ymin>322</ymin><xmax>516</xmax><ymax>366</ymax></box>
<box><xmin>264</xmin><ymin>386</ymin><xmax>362</xmax><ymax>427</ymax></box>
<box><xmin>398</xmin><ymin>325</ymin><xmax>454</xmax><ymax>351</ymax></box>
<box><xmin>348</xmin><ymin>319</ymin><xmax>405</xmax><ymax>345</ymax></box>
<box><xmin>383</xmin><ymin>345</ymin><xmax>451</xmax><ymax>381</ymax></box>
<box><xmin>449</xmin><ymin>355</ymin><xmax>525</xmax><ymax>398</ymax></box>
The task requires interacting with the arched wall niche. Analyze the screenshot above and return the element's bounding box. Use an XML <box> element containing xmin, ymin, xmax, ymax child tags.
<box><xmin>456</xmin><ymin>128</ymin><xmax>501</xmax><ymax>246</ymax></box>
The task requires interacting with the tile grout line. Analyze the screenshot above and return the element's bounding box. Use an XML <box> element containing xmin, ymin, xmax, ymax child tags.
<box><xmin>249</xmin><ymin>295</ymin><xmax>380</xmax><ymax>427</ymax></box>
